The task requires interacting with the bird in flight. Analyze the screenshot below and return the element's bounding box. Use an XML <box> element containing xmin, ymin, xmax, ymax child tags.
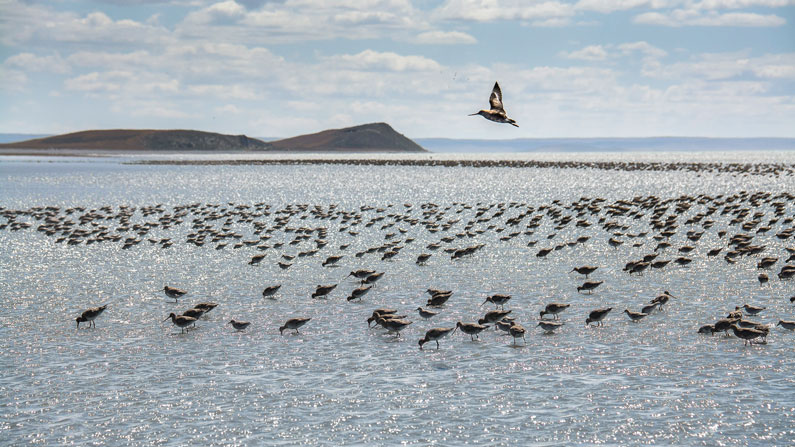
<box><xmin>469</xmin><ymin>81</ymin><xmax>518</xmax><ymax>127</ymax></box>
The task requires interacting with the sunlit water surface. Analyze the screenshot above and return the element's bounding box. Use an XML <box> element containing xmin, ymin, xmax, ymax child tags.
<box><xmin>1</xmin><ymin>152</ymin><xmax>795</xmax><ymax>446</ymax></box>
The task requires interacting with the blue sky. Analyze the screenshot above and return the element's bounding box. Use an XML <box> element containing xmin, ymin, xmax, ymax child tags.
<box><xmin>1</xmin><ymin>0</ymin><xmax>793</xmax><ymax>139</ymax></box>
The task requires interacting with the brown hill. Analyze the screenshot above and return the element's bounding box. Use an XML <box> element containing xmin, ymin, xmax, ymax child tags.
<box><xmin>268</xmin><ymin>122</ymin><xmax>426</xmax><ymax>152</ymax></box>
<box><xmin>0</xmin><ymin>129</ymin><xmax>270</xmax><ymax>151</ymax></box>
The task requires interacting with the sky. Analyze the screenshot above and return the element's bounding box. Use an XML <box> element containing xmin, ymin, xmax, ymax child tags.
<box><xmin>1</xmin><ymin>0</ymin><xmax>794</xmax><ymax>139</ymax></box>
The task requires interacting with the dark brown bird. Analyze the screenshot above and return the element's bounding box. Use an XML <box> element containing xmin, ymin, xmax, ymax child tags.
<box><xmin>262</xmin><ymin>285</ymin><xmax>281</xmax><ymax>298</ymax></box>
<box><xmin>418</xmin><ymin>327</ymin><xmax>455</xmax><ymax>349</ymax></box>
<box><xmin>508</xmin><ymin>323</ymin><xmax>526</xmax><ymax>345</ymax></box>
<box><xmin>229</xmin><ymin>319</ymin><xmax>250</xmax><ymax>331</ymax></box>
<box><xmin>481</xmin><ymin>294</ymin><xmax>511</xmax><ymax>310</ymax></box>
<box><xmin>193</xmin><ymin>302</ymin><xmax>218</xmax><ymax>313</ymax></box>
<box><xmin>312</xmin><ymin>284</ymin><xmax>337</xmax><ymax>299</ymax></box>
<box><xmin>571</xmin><ymin>266</ymin><xmax>598</xmax><ymax>278</ymax></box>
<box><xmin>586</xmin><ymin>307</ymin><xmax>612</xmax><ymax>326</ymax></box>
<box><xmin>164</xmin><ymin>313</ymin><xmax>196</xmax><ymax>333</ymax></box>
<box><xmin>539</xmin><ymin>303</ymin><xmax>570</xmax><ymax>320</ymax></box>
<box><xmin>577</xmin><ymin>280</ymin><xmax>603</xmax><ymax>294</ymax></box>
<box><xmin>469</xmin><ymin>81</ymin><xmax>518</xmax><ymax>127</ymax></box>
<box><xmin>164</xmin><ymin>286</ymin><xmax>186</xmax><ymax>301</ymax></box>
<box><xmin>76</xmin><ymin>305</ymin><xmax>107</xmax><ymax>328</ymax></box>
<box><xmin>730</xmin><ymin>324</ymin><xmax>765</xmax><ymax>346</ymax></box>
<box><xmin>456</xmin><ymin>322</ymin><xmax>488</xmax><ymax>340</ymax></box>
<box><xmin>427</xmin><ymin>291</ymin><xmax>453</xmax><ymax>307</ymax></box>
<box><xmin>279</xmin><ymin>317</ymin><xmax>311</xmax><ymax>335</ymax></box>
<box><xmin>346</xmin><ymin>285</ymin><xmax>372</xmax><ymax>302</ymax></box>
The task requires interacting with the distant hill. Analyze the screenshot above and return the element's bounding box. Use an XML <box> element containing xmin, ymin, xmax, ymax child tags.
<box><xmin>417</xmin><ymin>137</ymin><xmax>795</xmax><ymax>153</ymax></box>
<box><xmin>268</xmin><ymin>122</ymin><xmax>426</xmax><ymax>152</ymax></box>
<box><xmin>0</xmin><ymin>129</ymin><xmax>270</xmax><ymax>151</ymax></box>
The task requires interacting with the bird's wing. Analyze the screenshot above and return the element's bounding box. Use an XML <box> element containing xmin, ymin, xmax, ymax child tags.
<box><xmin>489</xmin><ymin>82</ymin><xmax>504</xmax><ymax>112</ymax></box>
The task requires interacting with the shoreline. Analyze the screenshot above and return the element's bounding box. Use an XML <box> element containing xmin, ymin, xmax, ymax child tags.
<box><xmin>125</xmin><ymin>158</ymin><xmax>794</xmax><ymax>176</ymax></box>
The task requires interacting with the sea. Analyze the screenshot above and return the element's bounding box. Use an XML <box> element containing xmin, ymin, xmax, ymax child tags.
<box><xmin>1</xmin><ymin>151</ymin><xmax>794</xmax><ymax>446</ymax></box>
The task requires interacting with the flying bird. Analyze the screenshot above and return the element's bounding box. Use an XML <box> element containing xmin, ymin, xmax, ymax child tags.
<box><xmin>469</xmin><ymin>81</ymin><xmax>519</xmax><ymax>127</ymax></box>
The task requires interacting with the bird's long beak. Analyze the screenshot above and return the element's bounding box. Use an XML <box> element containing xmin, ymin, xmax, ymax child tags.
<box><xmin>480</xmin><ymin>299</ymin><xmax>488</xmax><ymax>306</ymax></box>
<box><xmin>162</xmin><ymin>316</ymin><xmax>170</xmax><ymax>322</ymax></box>
<box><xmin>468</xmin><ymin>112</ymin><xmax>478</xmax><ymax>116</ymax></box>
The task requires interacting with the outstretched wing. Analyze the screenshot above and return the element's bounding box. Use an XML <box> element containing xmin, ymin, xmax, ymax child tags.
<box><xmin>489</xmin><ymin>82</ymin><xmax>504</xmax><ymax>112</ymax></box>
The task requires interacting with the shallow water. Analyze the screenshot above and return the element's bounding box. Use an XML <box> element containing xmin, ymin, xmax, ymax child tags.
<box><xmin>1</xmin><ymin>152</ymin><xmax>795</xmax><ymax>446</ymax></box>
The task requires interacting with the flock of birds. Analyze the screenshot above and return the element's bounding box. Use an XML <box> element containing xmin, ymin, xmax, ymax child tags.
<box><xmin>3</xmin><ymin>185</ymin><xmax>794</xmax><ymax>349</ymax></box>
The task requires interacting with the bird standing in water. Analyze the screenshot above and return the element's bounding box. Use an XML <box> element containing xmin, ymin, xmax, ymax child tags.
<box><xmin>469</xmin><ymin>82</ymin><xmax>519</xmax><ymax>127</ymax></box>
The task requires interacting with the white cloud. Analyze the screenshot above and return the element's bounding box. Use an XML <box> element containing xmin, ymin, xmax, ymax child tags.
<box><xmin>530</xmin><ymin>17</ymin><xmax>574</xmax><ymax>27</ymax></box>
<box><xmin>618</xmin><ymin>41</ymin><xmax>668</xmax><ymax>58</ymax></box>
<box><xmin>64</xmin><ymin>71</ymin><xmax>179</xmax><ymax>95</ymax></box>
<box><xmin>434</xmin><ymin>0</ymin><xmax>575</xmax><ymax>22</ymax></box>
<box><xmin>0</xmin><ymin>66</ymin><xmax>28</xmax><ymax>91</ymax></box>
<box><xmin>4</xmin><ymin>52</ymin><xmax>71</xmax><ymax>74</ymax></box>
<box><xmin>641</xmin><ymin>51</ymin><xmax>795</xmax><ymax>81</ymax></box>
<box><xmin>328</xmin><ymin>50</ymin><xmax>443</xmax><ymax>72</ymax></box>
<box><xmin>183</xmin><ymin>1</ymin><xmax>247</xmax><ymax>25</ymax></box>
<box><xmin>413</xmin><ymin>30</ymin><xmax>477</xmax><ymax>44</ymax></box>
<box><xmin>693</xmin><ymin>0</ymin><xmax>795</xmax><ymax>9</ymax></box>
<box><xmin>187</xmin><ymin>84</ymin><xmax>262</xmax><ymax>100</ymax></box>
<box><xmin>635</xmin><ymin>10</ymin><xmax>786</xmax><ymax>26</ymax></box>
<box><xmin>562</xmin><ymin>45</ymin><xmax>609</xmax><ymax>61</ymax></box>
<box><xmin>574</xmin><ymin>0</ymin><xmax>662</xmax><ymax>13</ymax></box>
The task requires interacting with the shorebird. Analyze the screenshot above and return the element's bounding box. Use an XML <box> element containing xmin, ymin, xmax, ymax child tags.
<box><xmin>322</xmin><ymin>255</ymin><xmax>343</xmax><ymax>267</ymax></box>
<box><xmin>418</xmin><ymin>327</ymin><xmax>455</xmax><ymax>349</ymax></box>
<box><xmin>262</xmin><ymin>285</ymin><xmax>281</xmax><ymax>298</ymax></box>
<box><xmin>496</xmin><ymin>319</ymin><xmax>514</xmax><ymax>334</ymax></box>
<box><xmin>367</xmin><ymin>308</ymin><xmax>397</xmax><ymax>327</ymax></box>
<box><xmin>698</xmin><ymin>324</ymin><xmax>716</xmax><ymax>335</ymax></box>
<box><xmin>427</xmin><ymin>291</ymin><xmax>453</xmax><ymax>307</ymax></box>
<box><xmin>650</xmin><ymin>291</ymin><xmax>675</xmax><ymax>310</ymax></box>
<box><xmin>416</xmin><ymin>307</ymin><xmax>438</xmax><ymax>319</ymax></box>
<box><xmin>482</xmin><ymin>294</ymin><xmax>511</xmax><ymax>310</ymax></box>
<box><xmin>193</xmin><ymin>302</ymin><xmax>218</xmax><ymax>313</ymax></box>
<box><xmin>164</xmin><ymin>286</ymin><xmax>186</xmax><ymax>302</ymax></box>
<box><xmin>361</xmin><ymin>272</ymin><xmax>384</xmax><ymax>286</ymax></box>
<box><xmin>624</xmin><ymin>309</ymin><xmax>648</xmax><ymax>322</ymax></box>
<box><xmin>311</xmin><ymin>284</ymin><xmax>337</xmax><ymax>299</ymax></box>
<box><xmin>278</xmin><ymin>261</ymin><xmax>292</xmax><ymax>270</ymax></box>
<box><xmin>416</xmin><ymin>253</ymin><xmax>432</xmax><ymax>265</ymax></box>
<box><xmin>777</xmin><ymin>320</ymin><xmax>795</xmax><ymax>330</ymax></box>
<box><xmin>456</xmin><ymin>322</ymin><xmax>488</xmax><ymax>340</ymax></box>
<box><xmin>279</xmin><ymin>317</ymin><xmax>311</xmax><ymax>335</ymax></box>
<box><xmin>740</xmin><ymin>304</ymin><xmax>765</xmax><ymax>315</ymax></box>
<box><xmin>586</xmin><ymin>307</ymin><xmax>612</xmax><ymax>326</ymax></box>
<box><xmin>641</xmin><ymin>303</ymin><xmax>659</xmax><ymax>315</ymax></box>
<box><xmin>469</xmin><ymin>81</ymin><xmax>518</xmax><ymax>127</ymax></box>
<box><xmin>347</xmin><ymin>269</ymin><xmax>375</xmax><ymax>279</ymax></box>
<box><xmin>478</xmin><ymin>309</ymin><xmax>512</xmax><ymax>327</ymax></box>
<box><xmin>164</xmin><ymin>313</ymin><xmax>196</xmax><ymax>333</ymax></box>
<box><xmin>427</xmin><ymin>288</ymin><xmax>451</xmax><ymax>296</ymax></box>
<box><xmin>713</xmin><ymin>318</ymin><xmax>738</xmax><ymax>335</ymax></box>
<box><xmin>571</xmin><ymin>266</ymin><xmax>598</xmax><ymax>278</ymax></box>
<box><xmin>730</xmin><ymin>324</ymin><xmax>766</xmax><ymax>346</ymax></box>
<box><xmin>509</xmin><ymin>323</ymin><xmax>526</xmax><ymax>345</ymax></box>
<box><xmin>229</xmin><ymin>319</ymin><xmax>251</xmax><ymax>331</ymax></box>
<box><xmin>248</xmin><ymin>254</ymin><xmax>265</xmax><ymax>265</ymax></box>
<box><xmin>76</xmin><ymin>305</ymin><xmax>107</xmax><ymax>328</ymax></box>
<box><xmin>377</xmin><ymin>317</ymin><xmax>412</xmax><ymax>337</ymax></box>
<box><xmin>539</xmin><ymin>303</ymin><xmax>570</xmax><ymax>320</ymax></box>
<box><xmin>577</xmin><ymin>280</ymin><xmax>603</xmax><ymax>294</ymax></box>
<box><xmin>537</xmin><ymin>320</ymin><xmax>563</xmax><ymax>334</ymax></box>
<box><xmin>346</xmin><ymin>285</ymin><xmax>372</xmax><ymax>302</ymax></box>
<box><xmin>181</xmin><ymin>308</ymin><xmax>204</xmax><ymax>325</ymax></box>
